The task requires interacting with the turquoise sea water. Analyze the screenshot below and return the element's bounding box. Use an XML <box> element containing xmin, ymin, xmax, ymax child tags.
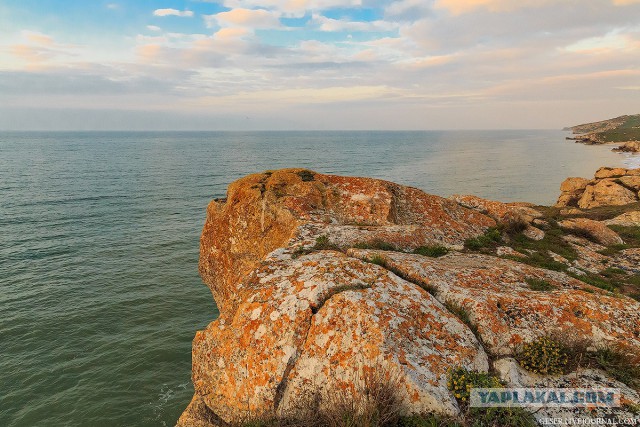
<box><xmin>1</xmin><ymin>131</ymin><xmax>638</xmax><ymax>426</ymax></box>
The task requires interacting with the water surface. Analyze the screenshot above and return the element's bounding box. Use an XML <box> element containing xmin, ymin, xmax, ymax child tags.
<box><xmin>1</xmin><ymin>130</ymin><xmax>637</xmax><ymax>426</ymax></box>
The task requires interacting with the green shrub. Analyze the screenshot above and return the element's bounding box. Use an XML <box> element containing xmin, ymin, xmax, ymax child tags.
<box><xmin>608</xmin><ymin>225</ymin><xmax>640</xmax><ymax>247</ymax></box>
<box><xmin>517</xmin><ymin>336</ymin><xmax>568</xmax><ymax>375</ymax></box>
<box><xmin>414</xmin><ymin>245</ymin><xmax>449</xmax><ymax>258</ymax></box>
<box><xmin>567</xmin><ymin>271</ymin><xmax>619</xmax><ymax>292</ymax></box>
<box><xmin>447</xmin><ymin>368</ymin><xmax>502</xmax><ymax>404</ymax></box>
<box><xmin>524</xmin><ymin>277</ymin><xmax>555</xmax><ymax>291</ymax></box>
<box><xmin>600</xmin><ymin>267</ymin><xmax>626</xmax><ymax>277</ymax></box>
<box><xmin>465</xmin><ymin>228</ymin><xmax>502</xmax><ymax>251</ymax></box>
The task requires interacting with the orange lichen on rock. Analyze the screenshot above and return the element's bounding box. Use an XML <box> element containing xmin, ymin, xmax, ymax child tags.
<box><xmin>347</xmin><ymin>250</ymin><xmax>640</xmax><ymax>356</ymax></box>
<box><xmin>180</xmin><ymin>168</ymin><xmax>640</xmax><ymax>427</ymax></box>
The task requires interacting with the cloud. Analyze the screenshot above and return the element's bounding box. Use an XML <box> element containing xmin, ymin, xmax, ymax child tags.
<box><xmin>219</xmin><ymin>0</ymin><xmax>363</xmax><ymax>17</ymax></box>
<box><xmin>153</xmin><ymin>9</ymin><xmax>194</xmax><ymax>17</ymax></box>
<box><xmin>311</xmin><ymin>14</ymin><xmax>398</xmax><ymax>32</ymax></box>
<box><xmin>434</xmin><ymin>0</ymin><xmax>558</xmax><ymax>15</ymax></box>
<box><xmin>24</xmin><ymin>31</ymin><xmax>55</xmax><ymax>46</ymax></box>
<box><xmin>146</xmin><ymin>25</ymin><xmax>162</xmax><ymax>32</ymax></box>
<box><xmin>205</xmin><ymin>8</ymin><xmax>281</xmax><ymax>29</ymax></box>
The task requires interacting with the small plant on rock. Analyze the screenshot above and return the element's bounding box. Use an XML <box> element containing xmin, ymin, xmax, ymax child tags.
<box><xmin>447</xmin><ymin>367</ymin><xmax>502</xmax><ymax>404</ymax></box>
<box><xmin>414</xmin><ymin>245</ymin><xmax>449</xmax><ymax>258</ymax></box>
<box><xmin>517</xmin><ymin>336</ymin><xmax>568</xmax><ymax>375</ymax></box>
<box><xmin>525</xmin><ymin>277</ymin><xmax>555</xmax><ymax>291</ymax></box>
<box><xmin>464</xmin><ymin>228</ymin><xmax>502</xmax><ymax>251</ymax></box>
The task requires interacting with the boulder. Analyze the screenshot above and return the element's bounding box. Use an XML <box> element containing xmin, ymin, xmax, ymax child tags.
<box><xmin>556</xmin><ymin>177</ymin><xmax>589</xmax><ymax>208</ymax></box>
<box><xmin>613</xmin><ymin>141</ymin><xmax>640</xmax><ymax>153</ymax></box>
<box><xmin>559</xmin><ymin>177</ymin><xmax>590</xmax><ymax>193</ymax></box>
<box><xmin>577</xmin><ymin>179</ymin><xmax>637</xmax><ymax>209</ymax></box>
<box><xmin>594</xmin><ymin>167</ymin><xmax>628</xmax><ymax>179</ymax></box>
<box><xmin>558</xmin><ymin>218</ymin><xmax>623</xmax><ymax>246</ymax></box>
<box><xmin>184</xmin><ymin>169</ymin><xmax>498</xmax><ymax>425</ymax></box>
<box><xmin>605</xmin><ymin>211</ymin><xmax>640</xmax><ymax>227</ymax></box>
<box><xmin>555</xmin><ymin>168</ymin><xmax>640</xmax><ymax>209</ymax></box>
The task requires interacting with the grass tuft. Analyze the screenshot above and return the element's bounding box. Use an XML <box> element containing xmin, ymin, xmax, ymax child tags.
<box><xmin>464</xmin><ymin>228</ymin><xmax>502</xmax><ymax>251</ymax></box>
<box><xmin>524</xmin><ymin>277</ymin><xmax>555</xmax><ymax>291</ymax></box>
<box><xmin>413</xmin><ymin>245</ymin><xmax>449</xmax><ymax>258</ymax></box>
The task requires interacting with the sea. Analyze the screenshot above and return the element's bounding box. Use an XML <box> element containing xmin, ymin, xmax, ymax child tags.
<box><xmin>1</xmin><ymin>130</ymin><xmax>639</xmax><ymax>426</ymax></box>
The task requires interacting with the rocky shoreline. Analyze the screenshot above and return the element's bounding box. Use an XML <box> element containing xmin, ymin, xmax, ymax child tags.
<box><xmin>178</xmin><ymin>168</ymin><xmax>640</xmax><ymax>427</ymax></box>
<box><xmin>565</xmin><ymin>114</ymin><xmax>640</xmax><ymax>152</ymax></box>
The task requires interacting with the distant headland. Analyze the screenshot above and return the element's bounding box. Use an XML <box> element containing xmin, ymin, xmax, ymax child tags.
<box><xmin>565</xmin><ymin>114</ymin><xmax>640</xmax><ymax>152</ymax></box>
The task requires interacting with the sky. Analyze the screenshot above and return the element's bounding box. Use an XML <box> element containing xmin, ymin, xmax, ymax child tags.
<box><xmin>0</xmin><ymin>0</ymin><xmax>639</xmax><ymax>130</ymax></box>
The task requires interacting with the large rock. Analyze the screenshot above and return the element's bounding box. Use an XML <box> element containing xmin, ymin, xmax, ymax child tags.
<box><xmin>613</xmin><ymin>141</ymin><xmax>640</xmax><ymax>153</ymax></box>
<box><xmin>189</xmin><ymin>251</ymin><xmax>487</xmax><ymax>422</ymax></box>
<box><xmin>594</xmin><ymin>167</ymin><xmax>628</xmax><ymax>179</ymax></box>
<box><xmin>578</xmin><ymin>179</ymin><xmax>638</xmax><ymax>209</ymax></box>
<box><xmin>555</xmin><ymin>168</ymin><xmax>640</xmax><ymax>209</ymax></box>
<box><xmin>181</xmin><ymin>169</ymin><xmax>640</xmax><ymax>426</ymax></box>
<box><xmin>558</xmin><ymin>218</ymin><xmax>624</xmax><ymax>246</ymax></box>
<box><xmin>200</xmin><ymin>169</ymin><xmax>496</xmax><ymax>311</ymax></box>
<box><xmin>182</xmin><ymin>169</ymin><xmax>498</xmax><ymax>425</ymax></box>
<box><xmin>346</xmin><ymin>250</ymin><xmax>640</xmax><ymax>357</ymax></box>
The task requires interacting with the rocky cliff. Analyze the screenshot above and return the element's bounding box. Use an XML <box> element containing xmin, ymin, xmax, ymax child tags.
<box><xmin>179</xmin><ymin>168</ymin><xmax>640</xmax><ymax>427</ymax></box>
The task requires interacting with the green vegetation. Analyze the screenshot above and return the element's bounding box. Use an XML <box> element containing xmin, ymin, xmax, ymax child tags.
<box><xmin>592</xmin><ymin>347</ymin><xmax>640</xmax><ymax>389</ymax></box>
<box><xmin>447</xmin><ymin>368</ymin><xmax>502</xmax><ymax>404</ymax></box>
<box><xmin>447</xmin><ymin>368</ymin><xmax>537</xmax><ymax>427</ymax></box>
<box><xmin>524</xmin><ymin>277</ymin><xmax>555</xmax><ymax>291</ymax></box>
<box><xmin>414</xmin><ymin>245</ymin><xmax>449</xmax><ymax>258</ymax></box>
<box><xmin>398</xmin><ymin>414</ymin><xmax>462</xmax><ymax>427</ymax></box>
<box><xmin>517</xmin><ymin>336</ymin><xmax>568</xmax><ymax>375</ymax></box>
<box><xmin>570</xmin><ymin>114</ymin><xmax>640</xmax><ymax>143</ymax></box>
<box><xmin>608</xmin><ymin>225</ymin><xmax>640</xmax><ymax>247</ymax></box>
<box><xmin>594</xmin><ymin>115</ymin><xmax>640</xmax><ymax>143</ymax></box>
<box><xmin>567</xmin><ymin>271</ymin><xmax>620</xmax><ymax>293</ymax></box>
<box><xmin>366</xmin><ymin>254</ymin><xmax>387</xmax><ymax>267</ymax></box>
<box><xmin>514</xmin><ymin>335</ymin><xmax>640</xmax><ymax>390</ymax></box>
<box><xmin>297</xmin><ymin>170</ymin><xmax>316</xmax><ymax>182</ymax></box>
<box><xmin>464</xmin><ymin>228</ymin><xmax>502</xmax><ymax>251</ymax></box>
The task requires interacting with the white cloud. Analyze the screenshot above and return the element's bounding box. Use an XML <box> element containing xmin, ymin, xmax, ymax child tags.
<box><xmin>153</xmin><ymin>9</ymin><xmax>194</xmax><ymax>17</ymax></box>
<box><xmin>311</xmin><ymin>14</ymin><xmax>398</xmax><ymax>32</ymax></box>
<box><xmin>219</xmin><ymin>0</ymin><xmax>363</xmax><ymax>17</ymax></box>
<box><xmin>146</xmin><ymin>25</ymin><xmax>162</xmax><ymax>32</ymax></box>
<box><xmin>205</xmin><ymin>8</ymin><xmax>281</xmax><ymax>29</ymax></box>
